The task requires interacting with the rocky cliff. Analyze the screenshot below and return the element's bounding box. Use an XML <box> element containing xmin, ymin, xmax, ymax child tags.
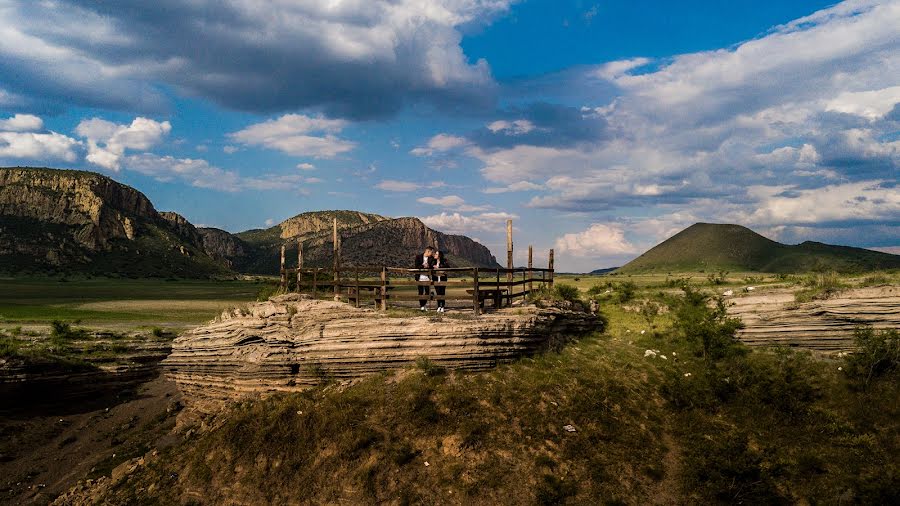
<box><xmin>165</xmin><ymin>294</ymin><xmax>600</xmax><ymax>411</ymax></box>
<box><xmin>0</xmin><ymin>167</ymin><xmax>229</xmax><ymax>277</ymax></box>
<box><xmin>198</xmin><ymin>227</ymin><xmax>251</xmax><ymax>267</ymax></box>
<box><xmin>234</xmin><ymin>215</ymin><xmax>499</xmax><ymax>273</ymax></box>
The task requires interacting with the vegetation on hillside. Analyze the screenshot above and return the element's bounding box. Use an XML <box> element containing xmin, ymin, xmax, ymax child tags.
<box><xmin>84</xmin><ymin>279</ymin><xmax>899</xmax><ymax>505</ymax></box>
<box><xmin>617</xmin><ymin>223</ymin><xmax>900</xmax><ymax>274</ymax></box>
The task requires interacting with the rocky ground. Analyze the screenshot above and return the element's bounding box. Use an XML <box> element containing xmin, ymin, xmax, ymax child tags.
<box><xmin>727</xmin><ymin>284</ymin><xmax>900</xmax><ymax>351</ymax></box>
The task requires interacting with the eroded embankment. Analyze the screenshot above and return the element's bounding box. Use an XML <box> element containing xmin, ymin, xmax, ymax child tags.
<box><xmin>164</xmin><ymin>294</ymin><xmax>601</xmax><ymax>411</ymax></box>
<box><xmin>728</xmin><ymin>285</ymin><xmax>900</xmax><ymax>351</ymax></box>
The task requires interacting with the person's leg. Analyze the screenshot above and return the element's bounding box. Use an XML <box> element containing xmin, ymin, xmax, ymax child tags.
<box><xmin>436</xmin><ymin>284</ymin><xmax>446</xmax><ymax>309</ymax></box>
<box><xmin>418</xmin><ymin>284</ymin><xmax>428</xmax><ymax>309</ymax></box>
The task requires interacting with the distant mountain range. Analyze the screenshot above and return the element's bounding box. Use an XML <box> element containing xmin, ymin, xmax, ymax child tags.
<box><xmin>0</xmin><ymin>167</ymin><xmax>499</xmax><ymax>278</ymax></box>
<box><xmin>616</xmin><ymin>223</ymin><xmax>900</xmax><ymax>274</ymax></box>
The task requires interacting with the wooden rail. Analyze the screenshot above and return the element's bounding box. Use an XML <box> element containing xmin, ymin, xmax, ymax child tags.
<box><xmin>278</xmin><ymin>217</ymin><xmax>554</xmax><ymax>313</ymax></box>
<box><xmin>279</xmin><ymin>265</ymin><xmax>553</xmax><ymax>313</ymax></box>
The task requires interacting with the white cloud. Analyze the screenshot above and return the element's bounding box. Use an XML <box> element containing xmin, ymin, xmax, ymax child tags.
<box><xmin>554</xmin><ymin>224</ymin><xmax>638</xmax><ymax>257</ymax></box>
<box><xmin>0</xmin><ymin>0</ymin><xmax>513</xmax><ymax>116</ymax></box>
<box><xmin>826</xmin><ymin>85</ymin><xmax>900</xmax><ymax>119</ymax></box>
<box><xmin>125</xmin><ymin>153</ymin><xmax>307</xmax><ymax>193</ymax></box>
<box><xmin>0</xmin><ymin>130</ymin><xmax>79</xmax><ymax>162</ymax></box>
<box><xmin>417</xmin><ymin>194</ymin><xmax>489</xmax><ymax>211</ymax></box>
<box><xmin>593</xmin><ymin>57</ymin><xmax>651</xmax><ymax>80</ymax></box>
<box><xmin>0</xmin><ymin>113</ymin><xmax>42</xmax><ymax>132</ymax></box>
<box><xmin>377</xmin><ymin>180</ymin><xmax>421</xmax><ymax>192</ymax></box>
<box><xmin>229</xmin><ymin>114</ymin><xmax>354</xmax><ymax>158</ymax></box>
<box><xmin>76</xmin><ymin>117</ymin><xmax>171</xmax><ymax>171</ymax></box>
<box><xmin>410</xmin><ymin>133</ymin><xmax>469</xmax><ymax>156</ymax></box>
<box><xmin>296</xmin><ymin>162</ymin><xmax>315</xmax><ymax>170</ymax></box>
<box><xmin>421</xmin><ymin>211</ymin><xmax>517</xmax><ymax>234</ymax></box>
<box><xmin>223</xmin><ymin>145</ymin><xmax>239</xmax><ymax>154</ymax></box>
<box><xmin>487</xmin><ymin>119</ymin><xmax>536</xmax><ymax>135</ymax></box>
<box><xmin>482</xmin><ymin>181</ymin><xmax>543</xmax><ymax>194</ymax></box>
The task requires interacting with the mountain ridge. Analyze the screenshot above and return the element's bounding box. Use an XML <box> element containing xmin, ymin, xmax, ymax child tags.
<box><xmin>616</xmin><ymin>222</ymin><xmax>900</xmax><ymax>273</ymax></box>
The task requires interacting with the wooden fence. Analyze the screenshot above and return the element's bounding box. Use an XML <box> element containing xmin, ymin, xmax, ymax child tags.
<box><xmin>277</xmin><ymin>218</ymin><xmax>555</xmax><ymax>314</ymax></box>
<box><xmin>279</xmin><ymin>265</ymin><xmax>554</xmax><ymax>314</ymax></box>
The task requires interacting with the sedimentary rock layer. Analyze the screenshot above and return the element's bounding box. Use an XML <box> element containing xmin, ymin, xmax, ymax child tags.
<box><xmin>728</xmin><ymin>285</ymin><xmax>900</xmax><ymax>351</ymax></box>
<box><xmin>165</xmin><ymin>294</ymin><xmax>600</xmax><ymax>408</ymax></box>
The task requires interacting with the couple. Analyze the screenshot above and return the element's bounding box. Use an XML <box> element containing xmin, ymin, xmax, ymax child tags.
<box><xmin>413</xmin><ymin>246</ymin><xmax>450</xmax><ymax>312</ymax></box>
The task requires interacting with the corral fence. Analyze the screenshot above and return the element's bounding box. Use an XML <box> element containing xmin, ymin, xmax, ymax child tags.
<box><xmin>277</xmin><ymin>219</ymin><xmax>555</xmax><ymax>314</ymax></box>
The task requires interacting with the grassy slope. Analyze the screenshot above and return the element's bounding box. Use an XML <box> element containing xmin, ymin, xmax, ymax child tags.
<box><xmin>618</xmin><ymin>223</ymin><xmax>900</xmax><ymax>274</ymax></box>
<box><xmin>0</xmin><ymin>278</ymin><xmax>266</xmax><ymax>328</ymax></box>
<box><xmin>89</xmin><ymin>282</ymin><xmax>899</xmax><ymax>505</ymax></box>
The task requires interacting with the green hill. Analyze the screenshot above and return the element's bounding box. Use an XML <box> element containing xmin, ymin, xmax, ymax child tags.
<box><xmin>617</xmin><ymin>223</ymin><xmax>900</xmax><ymax>274</ymax></box>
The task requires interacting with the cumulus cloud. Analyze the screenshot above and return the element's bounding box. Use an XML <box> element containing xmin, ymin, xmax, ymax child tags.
<box><xmin>487</xmin><ymin>119</ymin><xmax>536</xmax><ymax>135</ymax></box>
<box><xmin>125</xmin><ymin>153</ymin><xmax>309</xmax><ymax>193</ymax></box>
<box><xmin>554</xmin><ymin>224</ymin><xmax>638</xmax><ymax>257</ymax></box>
<box><xmin>376</xmin><ymin>180</ymin><xmax>447</xmax><ymax>192</ymax></box>
<box><xmin>0</xmin><ymin>113</ymin><xmax>42</xmax><ymax>132</ymax></box>
<box><xmin>421</xmin><ymin>211</ymin><xmax>517</xmax><ymax>234</ymax></box>
<box><xmin>482</xmin><ymin>181</ymin><xmax>544</xmax><ymax>194</ymax></box>
<box><xmin>436</xmin><ymin>0</ymin><xmax>899</xmax><ymax>249</ymax></box>
<box><xmin>296</xmin><ymin>163</ymin><xmax>315</xmax><ymax>171</ymax></box>
<box><xmin>410</xmin><ymin>134</ymin><xmax>470</xmax><ymax>156</ymax></box>
<box><xmin>417</xmin><ymin>195</ymin><xmax>489</xmax><ymax>212</ymax></box>
<box><xmin>229</xmin><ymin>114</ymin><xmax>354</xmax><ymax>158</ymax></box>
<box><xmin>0</xmin><ymin>0</ymin><xmax>513</xmax><ymax>118</ymax></box>
<box><xmin>75</xmin><ymin>117</ymin><xmax>171</xmax><ymax>171</ymax></box>
<box><xmin>0</xmin><ymin>131</ymin><xmax>79</xmax><ymax>162</ymax></box>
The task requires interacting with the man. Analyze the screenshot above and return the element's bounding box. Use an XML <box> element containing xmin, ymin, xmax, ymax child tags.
<box><xmin>413</xmin><ymin>246</ymin><xmax>435</xmax><ymax>310</ymax></box>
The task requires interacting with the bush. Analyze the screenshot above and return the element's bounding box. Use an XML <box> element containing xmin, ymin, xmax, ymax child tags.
<box><xmin>844</xmin><ymin>327</ymin><xmax>900</xmax><ymax>389</ymax></box>
<box><xmin>707</xmin><ymin>270</ymin><xmax>729</xmax><ymax>286</ymax></box>
<box><xmin>795</xmin><ymin>271</ymin><xmax>845</xmax><ymax>302</ymax></box>
<box><xmin>50</xmin><ymin>320</ymin><xmax>88</xmax><ymax>340</ymax></box>
<box><xmin>668</xmin><ymin>285</ymin><xmax>743</xmax><ymax>361</ymax></box>
<box><xmin>553</xmin><ymin>283</ymin><xmax>581</xmax><ymax>303</ymax></box>
<box><xmin>617</xmin><ymin>281</ymin><xmax>637</xmax><ymax>303</ymax></box>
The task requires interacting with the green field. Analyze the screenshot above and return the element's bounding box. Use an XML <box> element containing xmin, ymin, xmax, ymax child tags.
<box><xmin>0</xmin><ymin>277</ymin><xmax>269</xmax><ymax>331</ymax></box>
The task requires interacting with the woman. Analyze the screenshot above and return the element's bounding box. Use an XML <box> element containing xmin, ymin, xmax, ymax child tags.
<box><xmin>432</xmin><ymin>250</ymin><xmax>450</xmax><ymax>312</ymax></box>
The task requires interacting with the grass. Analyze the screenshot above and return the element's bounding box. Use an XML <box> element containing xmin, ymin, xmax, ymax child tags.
<box><xmin>84</xmin><ymin>276</ymin><xmax>900</xmax><ymax>504</ymax></box>
<box><xmin>0</xmin><ymin>277</ymin><xmax>265</xmax><ymax>329</ymax></box>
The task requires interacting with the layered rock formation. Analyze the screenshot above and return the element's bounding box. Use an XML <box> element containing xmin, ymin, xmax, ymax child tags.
<box><xmin>165</xmin><ymin>294</ymin><xmax>600</xmax><ymax>410</ymax></box>
<box><xmin>0</xmin><ymin>167</ymin><xmax>229</xmax><ymax>277</ymax></box>
<box><xmin>728</xmin><ymin>285</ymin><xmax>900</xmax><ymax>351</ymax></box>
<box><xmin>197</xmin><ymin>227</ymin><xmax>251</xmax><ymax>267</ymax></box>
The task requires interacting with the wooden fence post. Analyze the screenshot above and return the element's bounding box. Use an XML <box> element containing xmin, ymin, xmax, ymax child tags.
<box><xmin>506</xmin><ymin>219</ymin><xmax>514</xmax><ymax>284</ymax></box>
<box><xmin>333</xmin><ymin>218</ymin><xmax>340</xmax><ymax>301</ymax></box>
<box><xmin>354</xmin><ymin>268</ymin><xmax>360</xmax><ymax>308</ymax></box>
<box><xmin>472</xmin><ymin>267</ymin><xmax>480</xmax><ymax>315</ymax></box>
<box><xmin>280</xmin><ymin>244</ymin><xmax>286</xmax><ymax>291</ymax></box>
<box><xmin>548</xmin><ymin>249</ymin><xmax>555</xmax><ymax>290</ymax></box>
<box><xmin>495</xmin><ymin>268</ymin><xmax>501</xmax><ymax>309</ymax></box>
<box><xmin>296</xmin><ymin>242</ymin><xmax>303</xmax><ymax>292</ymax></box>
<box><xmin>380</xmin><ymin>267</ymin><xmax>387</xmax><ymax>310</ymax></box>
<box><xmin>527</xmin><ymin>245</ymin><xmax>533</xmax><ymax>294</ymax></box>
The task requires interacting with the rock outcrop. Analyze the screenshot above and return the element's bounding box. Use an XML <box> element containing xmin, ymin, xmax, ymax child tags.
<box><xmin>0</xmin><ymin>167</ymin><xmax>230</xmax><ymax>277</ymax></box>
<box><xmin>728</xmin><ymin>285</ymin><xmax>900</xmax><ymax>351</ymax></box>
<box><xmin>198</xmin><ymin>227</ymin><xmax>251</xmax><ymax>267</ymax></box>
<box><xmin>165</xmin><ymin>294</ymin><xmax>600</xmax><ymax>410</ymax></box>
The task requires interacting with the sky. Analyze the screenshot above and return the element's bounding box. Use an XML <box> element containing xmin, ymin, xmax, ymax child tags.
<box><xmin>0</xmin><ymin>0</ymin><xmax>898</xmax><ymax>272</ymax></box>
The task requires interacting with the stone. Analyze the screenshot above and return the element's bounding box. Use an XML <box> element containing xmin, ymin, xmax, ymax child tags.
<box><xmin>165</xmin><ymin>295</ymin><xmax>601</xmax><ymax>411</ymax></box>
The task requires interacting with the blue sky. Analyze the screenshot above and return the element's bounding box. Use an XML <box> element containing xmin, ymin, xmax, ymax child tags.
<box><xmin>0</xmin><ymin>0</ymin><xmax>898</xmax><ymax>271</ymax></box>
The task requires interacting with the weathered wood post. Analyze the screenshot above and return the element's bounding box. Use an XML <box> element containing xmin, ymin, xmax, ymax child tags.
<box><xmin>380</xmin><ymin>267</ymin><xmax>388</xmax><ymax>310</ymax></box>
<box><xmin>296</xmin><ymin>242</ymin><xmax>303</xmax><ymax>292</ymax></box>
<box><xmin>472</xmin><ymin>267</ymin><xmax>480</xmax><ymax>315</ymax></box>
<box><xmin>527</xmin><ymin>245</ymin><xmax>533</xmax><ymax>295</ymax></box>
<box><xmin>495</xmin><ymin>268</ymin><xmax>501</xmax><ymax>308</ymax></box>
<box><xmin>506</xmin><ymin>219</ymin><xmax>514</xmax><ymax>285</ymax></box>
<box><xmin>354</xmin><ymin>268</ymin><xmax>360</xmax><ymax>308</ymax></box>
<box><xmin>280</xmin><ymin>244</ymin><xmax>286</xmax><ymax>291</ymax></box>
<box><xmin>548</xmin><ymin>249</ymin><xmax>555</xmax><ymax>290</ymax></box>
<box><xmin>333</xmin><ymin>218</ymin><xmax>340</xmax><ymax>301</ymax></box>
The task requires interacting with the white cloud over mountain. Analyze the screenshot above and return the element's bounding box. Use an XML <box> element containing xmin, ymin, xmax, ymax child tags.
<box><xmin>229</xmin><ymin>114</ymin><xmax>354</xmax><ymax>158</ymax></box>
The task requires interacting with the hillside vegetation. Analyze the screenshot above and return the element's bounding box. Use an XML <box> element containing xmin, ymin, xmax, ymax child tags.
<box><xmin>72</xmin><ymin>282</ymin><xmax>899</xmax><ymax>505</ymax></box>
<box><xmin>617</xmin><ymin>223</ymin><xmax>900</xmax><ymax>274</ymax></box>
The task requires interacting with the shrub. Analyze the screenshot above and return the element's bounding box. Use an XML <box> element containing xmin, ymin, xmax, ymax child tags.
<box><xmin>669</xmin><ymin>285</ymin><xmax>743</xmax><ymax>361</ymax></box>
<box><xmin>50</xmin><ymin>320</ymin><xmax>88</xmax><ymax>340</ymax></box>
<box><xmin>617</xmin><ymin>281</ymin><xmax>637</xmax><ymax>303</ymax></box>
<box><xmin>844</xmin><ymin>327</ymin><xmax>900</xmax><ymax>389</ymax></box>
<box><xmin>707</xmin><ymin>270</ymin><xmax>729</xmax><ymax>286</ymax></box>
<box><xmin>795</xmin><ymin>271</ymin><xmax>845</xmax><ymax>302</ymax></box>
<box><xmin>151</xmin><ymin>327</ymin><xmax>166</xmax><ymax>338</ymax></box>
<box><xmin>256</xmin><ymin>282</ymin><xmax>282</xmax><ymax>301</ymax></box>
<box><xmin>553</xmin><ymin>283</ymin><xmax>581</xmax><ymax>303</ymax></box>
<box><xmin>415</xmin><ymin>356</ymin><xmax>446</xmax><ymax>377</ymax></box>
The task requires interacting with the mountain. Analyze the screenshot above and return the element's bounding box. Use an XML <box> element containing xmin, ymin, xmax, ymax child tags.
<box><xmin>233</xmin><ymin>213</ymin><xmax>500</xmax><ymax>273</ymax></box>
<box><xmin>0</xmin><ymin>167</ymin><xmax>500</xmax><ymax>277</ymax></box>
<box><xmin>0</xmin><ymin>167</ymin><xmax>229</xmax><ymax>278</ymax></box>
<box><xmin>617</xmin><ymin>223</ymin><xmax>900</xmax><ymax>274</ymax></box>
